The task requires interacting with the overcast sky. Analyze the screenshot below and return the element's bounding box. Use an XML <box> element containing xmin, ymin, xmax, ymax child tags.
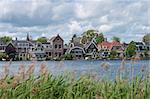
<box><xmin>0</xmin><ymin>0</ymin><xmax>149</xmax><ymax>43</ymax></box>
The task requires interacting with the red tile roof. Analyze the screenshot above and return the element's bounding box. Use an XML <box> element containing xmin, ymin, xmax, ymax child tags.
<box><xmin>111</xmin><ymin>41</ymin><xmax>122</xmax><ymax>46</ymax></box>
<box><xmin>97</xmin><ymin>41</ymin><xmax>122</xmax><ymax>50</ymax></box>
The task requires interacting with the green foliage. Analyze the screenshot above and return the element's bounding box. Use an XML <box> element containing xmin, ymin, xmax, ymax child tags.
<box><xmin>96</xmin><ymin>33</ymin><xmax>105</xmax><ymax>43</ymax></box>
<box><xmin>144</xmin><ymin>52</ymin><xmax>149</xmax><ymax>57</ymax></box>
<box><xmin>143</xmin><ymin>33</ymin><xmax>150</xmax><ymax>44</ymax></box>
<box><xmin>81</xmin><ymin>29</ymin><xmax>104</xmax><ymax>44</ymax></box>
<box><xmin>37</xmin><ymin>37</ymin><xmax>47</xmax><ymax>43</ymax></box>
<box><xmin>125</xmin><ymin>41</ymin><xmax>137</xmax><ymax>58</ymax></box>
<box><xmin>0</xmin><ymin>36</ymin><xmax>12</xmax><ymax>44</ymax></box>
<box><xmin>0</xmin><ymin>52</ymin><xmax>7</xmax><ymax>60</ymax></box>
<box><xmin>109</xmin><ymin>50</ymin><xmax>117</xmax><ymax>59</ymax></box>
<box><xmin>0</xmin><ymin>70</ymin><xmax>149</xmax><ymax>98</ymax></box>
<box><xmin>64</xmin><ymin>54</ymin><xmax>73</xmax><ymax>60</ymax></box>
<box><xmin>112</xmin><ymin>36</ymin><xmax>120</xmax><ymax>42</ymax></box>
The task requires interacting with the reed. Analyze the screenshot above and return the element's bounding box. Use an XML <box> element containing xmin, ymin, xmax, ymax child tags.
<box><xmin>0</xmin><ymin>60</ymin><xmax>149</xmax><ymax>99</ymax></box>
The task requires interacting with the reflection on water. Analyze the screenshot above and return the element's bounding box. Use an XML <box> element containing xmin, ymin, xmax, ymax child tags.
<box><xmin>0</xmin><ymin>60</ymin><xmax>149</xmax><ymax>79</ymax></box>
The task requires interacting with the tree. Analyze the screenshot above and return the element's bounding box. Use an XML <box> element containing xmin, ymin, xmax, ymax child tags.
<box><xmin>125</xmin><ymin>41</ymin><xmax>137</xmax><ymax>58</ymax></box>
<box><xmin>96</xmin><ymin>33</ymin><xmax>105</xmax><ymax>43</ymax></box>
<box><xmin>0</xmin><ymin>52</ymin><xmax>7</xmax><ymax>60</ymax></box>
<box><xmin>81</xmin><ymin>29</ymin><xmax>104</xmax><ymax>44</ymax></box>
<box><xmin>112</xmin><ymin>36</ymin><xmax>120</xmax><ymax>42</ymax></box>
<box><xmin>81</xmin><ymin>29</ymin><xmax>96</xmax><ymax>44</ymax></box>
<box><xmin>109</xmin><ymin>50</ymin><xmax>117</xmax><ymax>59</ymax></box>
<box><xmin>64</xmin><ymin>54</ymin><xmax>73</xmax><ymax>60</ymax></box>
<box><xmin>37</xmin><ymin>37</ymin><xmax>47</xmax><ymax>43</ymax></box>
<box><xmin>0</xmin><ymin>36</ymin><xmax>12</xmax><ymax>44</ymax></box>
<box><xmin>143</xmin><ymin>33</ymin><xmax>150</xmax><ymax>44</ymax></box>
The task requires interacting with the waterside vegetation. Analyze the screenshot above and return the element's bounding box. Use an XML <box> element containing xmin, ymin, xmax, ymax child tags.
<box><xmin>0</xmin><ymin>58</ymin><xmax>149</xmax><ymax>98</ymax></box>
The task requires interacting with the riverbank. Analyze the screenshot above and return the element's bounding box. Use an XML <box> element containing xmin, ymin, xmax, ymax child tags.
<box><xmin>0</xmin><ymin>56</ymin><xmax>150</xmax><ymax>61</ymax></box>
<box><xmin>0</xmin><ymin>60</ymin><xmax>149</xmax><ymax>98</ymax></box>
<box><xmin>0</xmin><ymin>69</ymin><xmax>149</xmax><ymax>98</ymax></box>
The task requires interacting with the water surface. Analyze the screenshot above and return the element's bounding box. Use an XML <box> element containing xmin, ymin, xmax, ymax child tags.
<box><xmin>0</xmin><ymin>60</ymin><xmax>149</xmax><ymax>79</ymax></box>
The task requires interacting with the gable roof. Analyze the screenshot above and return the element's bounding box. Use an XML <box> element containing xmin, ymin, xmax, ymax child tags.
<box><xmin>97</xmin><ymin>41</ymin><xmax>122</xmax><ymax>50</ymax></box>
<box><xmin>85</xmin><ymin>38</ymin><xmax>98</xmax><ymax>50</ymax></box>
<box><xmin>5</xmin><ymin>42</ymin><xmax>16</xmax><ymax>52</ymax></box>
<box><xmin>85</xmin><ymin>41</ymin><xmax>98</xmax><ymax>49</ymax></box>
<box><xmin>69</xmin><ymin>36</ymin><xmax>84</xmax><ymax>48</ymax></box>
<box><xmin>98</xmin><ymin>41</ymin><xmax>111</xmax><ymax>48</ymax></box>
<box><xmin>111</xmin><ymin>41</ymin><xmax>122</xmax><ymax>46</ymax></box>
<box><xmin>49</xmin><ymin>36</ymin><xmax>56</xmax><ymax>42</ymax></box>
<box><xmin>49</xmin><ymin>34</ymin><xmax>64</xmax><ymax>42</ymax></box>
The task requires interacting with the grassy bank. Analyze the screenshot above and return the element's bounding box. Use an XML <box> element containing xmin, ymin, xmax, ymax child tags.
<box><xmin>0</xmin><ymin>60</ymin><xmax>150</xmax><ymax>99</ymax></box>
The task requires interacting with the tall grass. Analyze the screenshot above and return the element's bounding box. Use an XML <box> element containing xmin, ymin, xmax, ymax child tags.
<box><xmin>0</xmin><ymin>59</ymin><xmax>149</xmax><ymax>99</ymax></box>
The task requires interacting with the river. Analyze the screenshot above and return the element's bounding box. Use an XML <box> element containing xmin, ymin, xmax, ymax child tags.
<box><xmin>0</xmin><ymin>60</ymin><xmax>149</xmax><ymax>79</ymax></box>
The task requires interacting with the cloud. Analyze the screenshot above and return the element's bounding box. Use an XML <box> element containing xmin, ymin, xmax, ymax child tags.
<box><xmin>99</xmin><ymin>24</ymin><xmax>112</xmax><ymax>32</ymax></box>
<box><xmin>68</xmin><ymin>21</ymin><xmax>82</xmax><ymax>34</ymax></box>
<box><xmin>0</xmin><ymin>0</ymin><xmax>149</xmax><ymax>43</ymax></box>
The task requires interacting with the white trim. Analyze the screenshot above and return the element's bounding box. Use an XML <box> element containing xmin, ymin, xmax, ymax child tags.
<box><xmin>68</xmin><ymin>46</ymin><xmax>85</xmax><ymax>54</ymax></box>
<box><xmin>85</xmin><ymin>40</ymin><xmax>98</xmax><ymax>50</ymax></box>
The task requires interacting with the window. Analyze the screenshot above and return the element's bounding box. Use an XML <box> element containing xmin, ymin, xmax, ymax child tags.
<box><xmin>55</xmin><ymin>45</ymin><xmax>57</xmax><ymax>49</ymax></box>
<box><xmin>59</xmin><ymin>45</ymin><xmax>61</xmax><ymax>49</ymax></box>
<box><xmin>49</xmin><ymin>52</ymin><xmax>51</xmax><ymax>56</ymax></box>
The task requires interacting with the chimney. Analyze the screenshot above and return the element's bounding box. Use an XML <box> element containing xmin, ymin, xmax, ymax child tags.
<box><xmin>15</xmin><ymin>37</ymin><xmax>18</xmax><ymax>41</ymax></box>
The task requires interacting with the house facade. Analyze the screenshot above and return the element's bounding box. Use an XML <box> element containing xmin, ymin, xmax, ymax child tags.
<box><xmin>111</xmin><ymin>41</ymin><xmax>124</xmax><ymax>57</ymax></box>
<box><xmin>66</xmin><ymin>36</ymin><xmax>85</xmax><ymax>59</ymax></box>
<box><xmin>11</xmin><ymin>40</ymin><xmax>31</xmax><ymax>60</ymax></box>
<box><xmin>84</xmin><ymin>38</ymin><xmax>99</xmax><ymax>59</ymax></box>
<box><xmin>134</xmin><ymin>42</ymin><xmax>150</xmax><ymax>58</ymax></box>
<box><xmin>29</xmin><ymin>42</ymin><xmax>46</xmax><ymax>61</ymax></box>
<box><xmin>1</xmin><ymin>33</ymin><xmax>149</xmax><ymax>60</ymax></box>
<box><xmin>5</xmin><ymin>43</ymin><xmax>16</xmax><ymax>60</ymax></box>
<box><xmin>48</xmin><ymin>34</ymin><xmax>64</xmax><ymax>59</ymax></box>
<box><xmin>0</xmin><ymin>40</ymin><xmax>6</xmax><ymax>53</ymax></box>
<box><xmin>97</xmin><ymin>41</ymin><xmax>111</xmax><ymax>58</ymax></box>
<box><xmin>42</xmin><ymin>42</ymin><xmax>53</xmax><ymax>59</ymax></box>
<box><xmin>97</xmin><ymin>41</ymin><xmax>124</xmax><ymax>58</ymax></box>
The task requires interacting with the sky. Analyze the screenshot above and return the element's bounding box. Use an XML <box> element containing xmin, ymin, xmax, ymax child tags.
<box><xmin>0</xmin><ymin>0</ymin><xmax>149</xmax><ymax>43</ymax></box>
